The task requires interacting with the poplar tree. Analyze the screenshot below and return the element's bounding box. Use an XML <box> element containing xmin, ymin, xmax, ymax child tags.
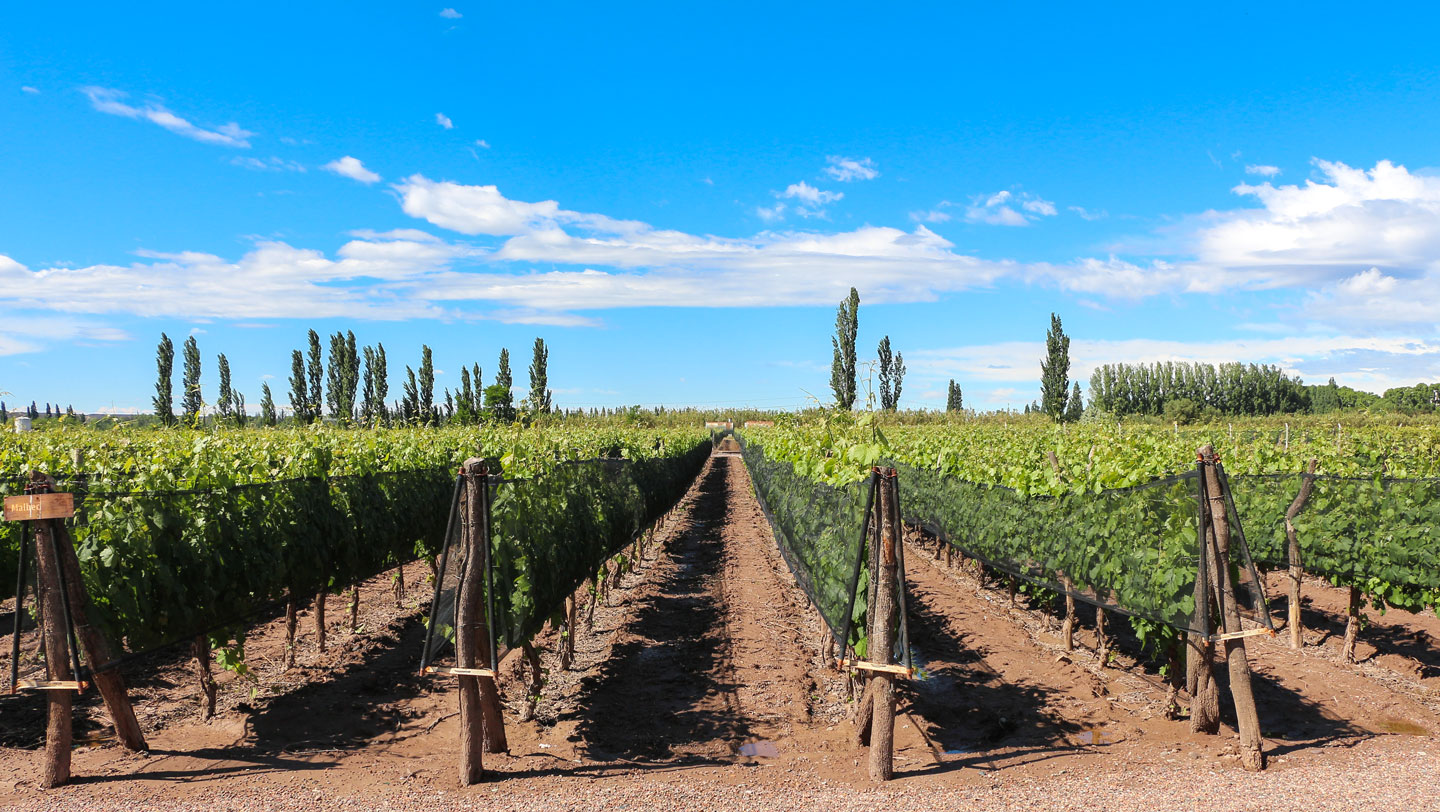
<box><xmin>830</xmin><ymin>287</ymin><xmax>859</xmax><ymax>409</ymax></box>
<box><xmin>946</xmin><ymin>380</ymin><xmax>963</xmax><ymax>412</ymax></box>
<box><xmin>259</xmin><ymin>383</ymin><xmax>277</xmax><ymax>426</ymax></box>
<box><xmin>457</xmin><ymin>366</ymin><xmax>474</xmax><ymax>423</ymax></box>
<box><xmin>418</xmin><ymin>345</ymin><xmax>435</xmax><ymax>425</ymax></box>
<box><xmin>153</xmin><ymin>333</ymin><xmax>176</xmax><ymax>427</ymax></box>
<box><xmin>1065</xmin><ymin>382</ymin><xmax>1084</xmax><ymax>422</ymax></box>
<box><xmin>306</xmin><ymin>329</ymin><xmax>323</xmax><ymax>422</ymax></box>
<box><xmin>1040</xmin><ymin>312</ymin><xmax>1071</xmax><ymax>421</ymax></box>
<box><xmin>527</xmin><ymin>337</ymin><xmax>552</xmax><ymax>414</ymax></box>
<box><xmin>182</xmin><ymin>335</ymin><xmax>203</xmax><ymax>425</ymax></box>
<box><xmin>216</xmin><ymin>354</ymin><xmax>234</xmax><ymax>422</ymax></box>
<box><xmin>487</xmin><ymin>348</ymin><xmax>515</xmax><ymax>422</ymax></box>
<box><xmin>877</xmin><ymin>336</ymin><xmax>906</xmax><ymax>411</ymax></box>
<box><xmin>288</xmin><ymin>350</ymin><xmax>311</xmax><ymax>423</ymax></box>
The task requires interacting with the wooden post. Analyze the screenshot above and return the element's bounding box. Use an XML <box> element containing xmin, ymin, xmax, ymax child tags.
<box><xmin>52</xmin><ymin>522</ymin><xmax>146</xmax><ymax>751</ymax></box>
<box><xmin>456</xmin><ymin>460</ymin><xmax>487</xmax><ymax>785</ymax></box>
<box><xmin>1095</xmin><ymin>606</ymin><xmax>1109</xmax><ymax>667</ymax></box>
<box><xmin>349</xmin><ymin>586</ymin><xmax>360</xmax><ymax>632</ymax></box>
<box><xmin>32</xmin><ymin>518</ymin><xmax>73</xmax><ymax>788</ymax></box>
<box><xmin>461</xmin><ymin>458</ymin><xmax>508</xmax><ymax>758</ymax></box>
<box><xmin>1199</xmin><ymin>445</ymin><xmax>1265</xmax><ymax>771</ymax></box>
<box><xmin>1060</xmin><ymin>578</ymin><xmax>1076</xmax><ymax>652</ymax></box>
<box><xmin>562</xmin><ymin>594</ymin><xmax>577</xmax><ymax>670</ymax></box>
<box><xmin>1285</xmin><ymin>459</ymin><xmax>1317</xmax><ymax>649</ymax></box>
<box><xmin>867</xmin><ymin>469</ymin><xmax>899</xmax><ymax>782</ymax></box>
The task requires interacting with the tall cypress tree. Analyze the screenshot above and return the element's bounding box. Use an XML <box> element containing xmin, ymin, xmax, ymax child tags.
<box><xmin>343</xmin><ymin>331</ymin><xmax>359</xmax><ymax>420</ymax></box>
<box><xmin>418</xmin><ymin>345</ymin><xmax>435</xmax><ymax>425</ymax></box>
<box><xmin>1040</xmin><ymin>312</ymin><xmax>1071</xmax><ymax>421</ymax></box>
<box><xmin>1065</xmin><ymin>382</ymin><xmax>1084</xmax><ymax>422</ymax></box>
<box><xmin>259</xmin><ymin>382</ymin><xmax>277</xmax><ymax>427</ymax></box>
<box><xmin>402</xmin><ymin>366</ymin><xmax>419</xmax><ymax>423</ymax></box>
<box><xmin>877</xmin><ymin>336</ymin><xmax>893</xmax><ymax>410</ymax></box>
<box><xmin>288</xmin><ymin>349</ymin><xmax>310</xmax><ymax>423</ymax></box>
<box><xmin>892</xmin><ymin>350</ymin><xmax>905</xmax><ymax>410</ymax></box>
<box><xmin>946</xmin><ymin>380</ymin><xmax>963</xmax><ymax>412</ymax></box>
<box><xmin>361</xmin><ymin>345</ymin><xmax>380</xmax><ymax>425</ymax></box>
<box><xmin>153</xmin><ymin>333</ymin><xmax>176</xmax><ymax>427</ymax></box>
<box><xmin>527</xmin><ymin>337</ymin><xmax>552</xmax><ymax>414</ymax></box>
<box><xmin>470</xmin><ymin>363</ymin><xmax>482</xmax><ymax>415</ymax></box>
<box><xmin>306</xmin><ymin>329</ymin><xmax>323</xmax><ymax>422</ymax></box>
<box><xmin>182</xmin><ymin>335</ymin><xmax>203</xmax><ymax>425</ymax></box>
<box><xmin>457</xmin><ymin>366</ymin><xmax>474</xmax><ymax>424</ymax></box>
<box><xmin>216</xmin><ymin>354</ymin><xmax>234</xmax><ymax>422</ymax></box>
<box><xmin>830</xmin><ymin>287</ymin><xmax>859</xmax><ymax>409</ymax></box>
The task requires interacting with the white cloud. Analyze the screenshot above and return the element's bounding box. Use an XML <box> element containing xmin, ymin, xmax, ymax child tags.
<box><xmin>823</xmin><ymin>155</ymin><xmax>879</xmax><ymax>182</ymax></box>
<box><xmin>0</xmin><ymin>314</ymin><xmax>128</xmax><ymax>357</ymax></box>
<box><xmin>230</xmin><ymin>156</ymin><xmax>306</xmax><ymax>172</ymax></box>
<box><xmin>322</xmin><ymin>156</ymin><xmax>381</xmax><ymax>184</ymax></box>
<box><xmin>1068</xmin><ymin>205</ymin><xmax>1107</xmax><ymax>221</ymax></box>
<box><xmin>474</xmin><ymin>139</ymin><xmax>490</xmax><ymax>149</ymax></box>
<box><xmin>910</xmin><ymin>207</ymin><xmax>953</xmax><ymax>224</ymax></box>
<box><xmin>963</xmin><ymin>190</ymin><xmax>1058</xmax><ymax>226</ymax></box>
<box><xmin>436</xmin><ymin>112</ymin><xmax>454</xmax><ymax>129</ymax></box>
<box><xmin>756</xmin><ymin>203</ymin><xmax>786</xmax><ymax>222</ymax></box>
<box><xmin>439</xmin><ymin>7</ymin><xmax>462</xmax><ymax>18</ymax></box>
<box><xmin>772</xmin><ymin>181</ymin><xmax>842</xmax><ymax>218</ymax></box>
<box><xmin>21</xmin><ymin>86</ymin><xmax>39</xmax><ymax>94</ymax></box>
<box><xmin>80</xmin><ymin>87</ymin><xmax>253</xmax><ymax>148</ymax></box>
<box><xmin>1245</xmin><ymin>164</ymin><xmax>1282</xmax><ymax>177</ymax></box>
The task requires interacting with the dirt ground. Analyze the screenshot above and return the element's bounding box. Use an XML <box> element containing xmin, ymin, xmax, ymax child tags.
<box><xmin>3</xmin><ymin>452</ymin><xmax>1439</xmax><ymax>811</ymax></box>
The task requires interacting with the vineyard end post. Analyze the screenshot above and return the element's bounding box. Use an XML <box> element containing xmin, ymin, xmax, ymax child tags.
<box><xmin>1199</xmin><ymin>445</ymin><xmax>1265</xmax><ymax>771</ymax></box>
<box><xmin>867</xmin><ymin>468</ymin><xmax>899</xmax><ymax>782</ymax></box>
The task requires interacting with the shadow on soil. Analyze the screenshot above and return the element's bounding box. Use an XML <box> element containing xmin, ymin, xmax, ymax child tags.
<box><xmin>565</xmin><ymin>459</ymin><xmax>748</xmax><ymax>763</ymax></box>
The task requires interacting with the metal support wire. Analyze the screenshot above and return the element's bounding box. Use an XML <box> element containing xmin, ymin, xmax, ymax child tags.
<box><xmin>1216</xmin><ymin>462</ymin><xmax>1275</xmax><ymax>632</ymax></box>
<box><xmin>419</xmin><ymin>474</ymin><xmax>465</xmax><ymax>673</ymax></box>
<box><xmin>837</xmin><ymin>471</ymin><xmax>879</xmax><ymax>661</ymax></box>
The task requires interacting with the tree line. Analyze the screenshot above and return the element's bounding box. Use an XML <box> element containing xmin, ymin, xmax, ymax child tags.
<box><xmin>151</xmin><ymin>331</ymin><xmax>555</xmax><ymax>427</ymax></box>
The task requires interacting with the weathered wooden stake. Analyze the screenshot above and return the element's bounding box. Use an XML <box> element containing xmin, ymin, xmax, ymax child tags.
<box><xmin>1188</xmin><ymin>499</ymin><xmax>1221</xmax><ymax>734</ymax></box>
<box><xmin>32</xmin><ymin>518</ymin><xmax>73</xmax><ymax>788</ymax></box>
<box><xmin>1200</xmin><ymin>445</ymin><xmax>1265</xmax><ymax>771</ymax></box>
<box><xmin>462</xmin><ymin>459</ymin><xmax>508</xmax><ymax>756</ymax></box>
<box><xmin>53</xmin><ymin>522</ymin><xmax>146</xmax><ymax>751</ymax></box>
<box><xmin>457</xmin><ymin>460</ymin><xmax>487</xmax><ymax>785</ymax></box>
<box><xmin>1095</xmin><ymin>607</ymin><xmax>1109</xmax><ymax>667</ymax></box>
<box><xmin>1285</xmin><ymin>459</ymin><xmax>1317</xmax><ymax>649</ymax></box>
<box><xmin>349</xmin><ymin>585</ymin><xmax>360</xmax><ymax>632</ymax></box>
<box><xmin>867</xmin><ymin>470</ymin><xmax>899</xmax><ymax>782</ymax></box>
<box><xmin>559</xmin><ymin>595</ymin><xmax>576</xmax><ymax>671</ymax></box>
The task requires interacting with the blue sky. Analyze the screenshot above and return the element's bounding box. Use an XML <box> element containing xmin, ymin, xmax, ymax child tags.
<box><xmin>3</xmin><ymin>2</ymin><xmax>1440</xmax><ymax>414</ymax></box>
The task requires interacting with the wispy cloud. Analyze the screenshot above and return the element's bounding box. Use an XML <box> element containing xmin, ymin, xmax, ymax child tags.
<box><xmin>436</xmin><ymin>112</ymin><xmax>454</xmax><ymax>129</ymax></box>
<box><xmin>1067</xmin><ymin>205</ymin><xmax>1107</xmax><ymax>221</ymax></box>
<box><xmin>321</xmin><ymin>156</ymin><xmax>381</xmax><ymax>184</ymax></box>
<box><xmin>1245</xmin><ymin>164</ymin><xmax>1282</xmax><ymax>177</ymax></box>
<box><xmin>439</xmin><ymin>7</ymin><xmax>462</xmax><ymax>18</ymax></box>
<box><xmin>21</xmin><ymin>86</ymin><xmax>39</xmax><ymax>94</ymax></box>
<box><xmin>80</xmin><ymin>87</ymin><xmax>253</xmax><ymax>148</ymax></box>
<box><xmin>230</xmin><ymin>156</ymin><xmax>306</xmax><ymax>172</ymax></box>
<box><xmin>823</xmin><ymin>155</ymin><xmax>879</xmax><ymax>182</ymax></box>
<box><xmin>964</xmin><ymin>190</ymin><xmax>1056</xmax><ymax>226</ymax></box>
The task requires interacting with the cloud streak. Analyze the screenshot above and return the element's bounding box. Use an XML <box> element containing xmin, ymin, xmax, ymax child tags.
<box><xmin>81</xmin><ymin>87</ymin><xmax>253</xmax><ymax>148</ymax></box>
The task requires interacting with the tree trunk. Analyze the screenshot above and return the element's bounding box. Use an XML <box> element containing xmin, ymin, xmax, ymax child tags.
<box><xmin>349</xmin><ymin>586</ymin><xmax>360</xmax><ymax>633</ymax></box>
<box><xmin>1200</xmin><ymin>445</ymin><xmax>1265</xmax><ymax>771</ymax></box>
<box><xmin>284</xmin><ymin>596</ymin><xmax>298</xmax><ymax>669</ymax></box>
<box><xmin>585</xmin><ymin>578</ymin><xmax>599</xmax><ymax>630</ymax></box>
<box><xmin>852</xmin><ymin>678</ymin><xmax>877</xmax><ymax>747</ymax></box>
<box><xmin>52</xmin><ymin>522</ymin><xmax>146</xmax><ymax>752</ymax></box>
<box><xmin>867</xmin><ymin>470</ymin><xmax>900</xmax><ymax>782</ymax></box>
<box><xmin>315</xmin><ymin>590</ymin><xmax>327</xmax><ymax>654</ymax></box>
<box><xmin>33</xmin><ymin>519</ymin><xmax>73</xmax><ymax>788</ymax></box>
<box><xmin>517</xmin><ymin>643</ymin><xmax>544</xmax><ymax>723</ymax></box>
<box><xmin>394</xmin><ymin>566</ymin><xmax>406</xmax><ymax>608</ymax></box>
<box><xmin>1059</xmin><ymin>576</ymin><xmax>1076</xmax><ymax>652</ymax></box>
<box><xmin>1285</xmin><ymin>459</ymin><xmax>1318</xmax><ymax>649</ymax></box>
<box><xmin>559</xmin><ymin>596</ymin><xmax>576</xmax><ymax>671</ymax></box>
<box><xmin>1095</xmin><ymin>607</ymin><xmax>1109</xmax><ymax>667</ymax></box>
<box><xmin>192</xmin><ymin>636</ymin><xmax>217</xmax><ymax>720</ymax></box>
<box><xmin>1341</xmin><ymin>586</ymin><xmax>1362</xmax><ymax>664</ymax></box>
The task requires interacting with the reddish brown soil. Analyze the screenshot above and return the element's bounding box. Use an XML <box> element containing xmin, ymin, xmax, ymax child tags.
<box><xmin>1</xmin><ymin>453</ymin><xmax>1438</xmax><ymax>810</ymax></box>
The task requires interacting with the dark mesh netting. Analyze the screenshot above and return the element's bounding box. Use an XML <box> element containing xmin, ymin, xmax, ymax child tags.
<box><xmin>1232</xmin><ymin>473</ymin><xmax>1440</xmax><ymax>612</ymax></box>
<box><xmin>738</xmin><ymin>437</ymin><xmax>870</xmax><ymax>649</ymax></box>
<box><xmin>896</xmin><ymin>461</ymin><xmax>1213</xmax><ymax>635</ymax></box>
<box><xmin>423</xmin><ymin>442</ymin><xmax>711</xmax><ymax>669</ymax></box>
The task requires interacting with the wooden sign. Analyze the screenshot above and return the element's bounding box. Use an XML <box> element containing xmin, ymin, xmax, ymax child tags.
<box><xmin>2</xmin><ymin>493</ymin><xmax>75</xmax><ymax>522</ymax></box>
